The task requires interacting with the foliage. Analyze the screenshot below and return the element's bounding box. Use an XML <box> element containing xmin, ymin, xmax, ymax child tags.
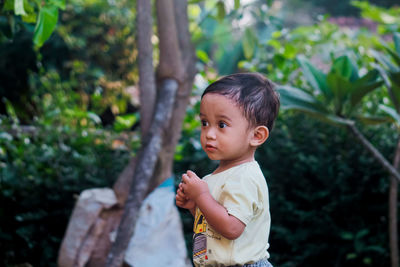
<box><xmin>259</xmin><ymin>114</ymin><xmax>392</xmax><ymax>267</ymax></box>
<box><xmin>175</xmin><ymin>2</ymin><xmax>399</xmax><ymax>266</ymax></box>
<box><xmin>277</xmin><ymin>53</ymin><xmax>384</xmax><ymax>126</ymax></box>
<box><xmin>191</xmin><ymin>0</ymin><xmax>282</xmax><ymax>75</ymax></box>
<box><xmin>174</xmin><ymin>108</ymin><xmax>394</xmax><ymax>266</ymax></box>
<box><xmin>296</xmin><ymin>0</ymin><xmax>399</xmax><ymax>17</ymax></box>
<box><xmin>0</xmin><ymin>70</ymin><xmax>139</xmax><ymax>266</ymax></box>
<box><xmin>0</xmin><ymin>0</ymin><xmax>65</xmax><ymax>47</ymax></box>
<box><xmin>352</xmin><ymin>1</ymin><xmax>400</xmax><ymax>34</ymax></box>
<box><xmin>0</xmin><ymin>0</ymin><xmax>138</xmax><ymax>123</ymax></box>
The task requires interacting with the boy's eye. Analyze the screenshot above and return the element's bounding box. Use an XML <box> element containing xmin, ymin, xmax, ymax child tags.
<box><xmin>201</xmin><ymin>120</ymin><xmax>208</xmax><ymax>127</ymax></box>
<box><xmin>219</xmin><ymin>122</ymin><xmax>227</xmax><ymax>128</ymax></box>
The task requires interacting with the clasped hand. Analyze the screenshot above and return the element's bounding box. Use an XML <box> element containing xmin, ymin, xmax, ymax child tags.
<box><xmin>175</xmin><ymin>170</ymin><xmax>208</xmax><ymax>210</ymax></box>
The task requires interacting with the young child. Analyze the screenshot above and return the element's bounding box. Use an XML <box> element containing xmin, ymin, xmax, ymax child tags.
<box><xmin>176</xmin><ymin>73</ymin><xmax>280</xmax><ymax>267</ymax></box>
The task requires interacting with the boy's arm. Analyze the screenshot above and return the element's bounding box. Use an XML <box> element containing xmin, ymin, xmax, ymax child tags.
<box><xmin>181</xmin><ymin>171</ymin><xmax>245</xmax><ymax>240</ymax></box>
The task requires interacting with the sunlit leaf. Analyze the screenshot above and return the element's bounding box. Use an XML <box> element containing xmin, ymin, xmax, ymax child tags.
<box><xmin>49</xmin><ymin>0</ymin><xmax>66</xmax><ymax>10</ymax></box>
<box><xmin>33</xmin><ymin>5</ymin><xmax>59</xmax><ymax>47</ymax></box>
<box><xmin>370</xmin><ymin>49</ymin><xmax>398</xmax><ymax>73</ymax></box>
<box><xmin>278</xmin><ymin>85</ymin><xmax>327</xmax><ymax>111</ymax></box>
<box><xmin>379</xmin><ymin>104</ymin><xmax>400</xmax><ymax>126</ymax></box>
<box><xmin>14</xmin><ymin>0</ymin><xmax>27</xmax><ymax>16</ymax></box>
<box><xmin>327</xmin><ymin>72</ymin><xmax>351</xmax><ymax>105</ymax></box>
<box><xmin>297</xmin><ymin>55</ymin><xmax>331</xmax><ymax>99</ymax></box>
<box><xmin>243</xmin><ymin>28</ymin><xmax>256</xmax><ymax>60</ymax></box>
<box><xmin>356</xmin><ymin>114</ymin><xmax>392</xmax><ymax>125</ymax></box>
<box><xmin>114</xmin><ymin>113</ymin><xmax>138</xmax><ymax>132</ymax></box>
<box><xmin>350</xmin><ymin>69</ymin><xmax>383</xmax><ymax>107</ymax></box>
<box><xmin>87</xmin><ymin>112</ymin><xmax>101</xmax><ymax>125</ymax></box>
<box><xmin>394</xmin><ymin>32</ymin><xmax>400</xmax><ymax>54</ymax></box>
<box><xmin>383</xmin><ymin>44</ymin><xmax>400</xmax><ymax>67</ymax></box>
<box><xmin>216</xmin><ymin>1</ymin><xmax>225</xmax><ymax>22</ymax></box>
<box><xmin>332</xmin><ymin>55</ymin><xmax>358</xmax><ymax>81</ymax></box>
<box><xmin>234</xmin><ymin>0</ymin><xmax>240</xmax><ymax>10</ymax></box>
<box><xmin>278</xmin><ymin>85</ymin><xmax>354</xmax><ymax>126</ymax></box>
<box><xmin>196</xmin><ymin>50</ymin><xmax>210</xmax><ymax>63</ymax></box>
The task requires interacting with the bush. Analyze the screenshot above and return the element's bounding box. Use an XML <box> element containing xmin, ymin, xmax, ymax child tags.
<box><xmin>0</xmin><ymin>84</ymin><xmax>135</xmax><ymax>266</ymax></box>
<box><xmin>174</xmin><ymin>110</ymin><xmax>393</xmax><ymax>267</ymax></box>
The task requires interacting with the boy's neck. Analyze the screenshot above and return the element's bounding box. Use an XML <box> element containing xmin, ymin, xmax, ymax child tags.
<box><xmin>213</xmin><ymin>156</ymin><xmax>256</xmax><ymax>174</ymax></box>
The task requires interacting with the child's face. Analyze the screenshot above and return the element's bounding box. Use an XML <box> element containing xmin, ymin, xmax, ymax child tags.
<box><xmin>199</xmin><ymin>93</ymin><xmax>256</xmax><ymax>169</ymax></box>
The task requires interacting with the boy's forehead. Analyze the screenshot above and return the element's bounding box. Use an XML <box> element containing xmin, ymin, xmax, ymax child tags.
<box><xmin>200</xmin><ymin>93</ymin><xmax>244</xmax><ymax>118</ymax></box>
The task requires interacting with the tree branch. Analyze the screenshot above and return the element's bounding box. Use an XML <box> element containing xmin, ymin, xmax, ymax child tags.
<box><xmin>156</xmin><ymin>0</ymin><xmax>184</xmax><ymax>81</ymax></box>
<box><xmin>347</xmin><ymin>123</ymin><xmax>400</xmax><ymax>182</ymax></box>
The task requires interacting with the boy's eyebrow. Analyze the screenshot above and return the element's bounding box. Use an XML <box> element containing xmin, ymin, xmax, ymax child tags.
<box><xmin>199</xmin><ymin>112</ymin><xmax>232</xmax><ymax>122</ymax></box>
<box><xmin>217</xmin><ymin>114</ymin><xmax>232</xmax><ymax>122</ymax></box>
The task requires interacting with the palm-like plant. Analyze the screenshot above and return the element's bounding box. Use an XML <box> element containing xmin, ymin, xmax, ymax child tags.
<box><xmin>277</xmin><ymin>53</ymin><xmax>400</xmax><ymax>181</ymax></box>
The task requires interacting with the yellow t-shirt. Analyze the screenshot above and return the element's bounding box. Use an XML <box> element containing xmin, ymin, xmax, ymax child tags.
<box><xmin>193</xmin><ymin>161</ymin><xmax>271</xmax><ymax>267</ymax></box>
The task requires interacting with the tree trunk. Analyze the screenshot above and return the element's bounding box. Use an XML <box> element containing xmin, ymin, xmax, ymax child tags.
<box><xmin>105</xmin><ymin>0</ymin><xmax>197</xmax><ymax>266</ymax></box>
<box><xmin>390</xmin><ymin>139</ymin><xmax>400</xmax><ymax>267</ymax></box>
<box><xmin>106</xmin><ymin>80</ymin><xmax>178</xmax><ymax>267</ymax></box>
<box><xmin>137</xmin><ymin>0</ymin><xmax>156</xmax><ymax>136</ymax></box>
<box><xmin>149</xmin><ymin>0</ymin><xmax>197</xmax><ymax>191</ymax></box>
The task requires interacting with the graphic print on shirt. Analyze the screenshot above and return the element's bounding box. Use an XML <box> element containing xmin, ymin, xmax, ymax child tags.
<box><xmin>193</xmin><ymin>209</ymin><xmax>207</xmax><ymax>261</ymax></box>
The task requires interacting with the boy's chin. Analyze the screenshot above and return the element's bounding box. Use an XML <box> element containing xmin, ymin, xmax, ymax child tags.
<box><xmin>206</xmin><ymin>154</ymin><xmax>220</xmax><ymax>161</ymax></box>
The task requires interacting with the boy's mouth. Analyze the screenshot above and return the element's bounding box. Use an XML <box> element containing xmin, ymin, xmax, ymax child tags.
<box><xmin>205</xmin><ymin>144</ymin><xmax>217</xmax><ymax>152</ymax></box>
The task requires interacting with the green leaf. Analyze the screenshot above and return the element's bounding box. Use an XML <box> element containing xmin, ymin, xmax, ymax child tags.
<box><xmin>297</xmin><ymin>55</ymin><xmax>330</xmax><ymax>99</ymax></box>
<box><xmin>278</xmin><ymin>86</ymin><xmax>353</xmax><ymax>126</ymax></box>
<box><xmin>283</xmin><ymin>43</ymin><xmax>296</xmax><ymax>59</ymax></box>
<box><xmin>3</xmin><ymin>98</ymin><xmax>18</xmax><ymax>122</ymax></box>
<box><xmin>350</xmin><ymin>69</ymin><xmax>383</xmax><ymax>107</ymax></box>
<box><xmin>346</xmin><ymin>253</ymin><xmax>357</xmax><ymax>260</ymax></box>
<box><xmin>216</xmin><ymin>1</ymin><xmax>225</xmax><ymax>22</ymax></box>
<box><xmin>370</xmin><ymin>49</ymin><xmax>398</xmax><ymax>73</ymax></box>
<box><xmin>332</xmin><ymin>55</ymin><xmax>359</xmax><ymax>81</ymax></box>
<box><xmin>340</xmin><ymin>232</ymin><xmax>354</xmax><ymax>240</ymax></box>
<box><xmin>196</xmin><ymin>50</ymin><xmax>210</xmax><ymax>63</ymax></box>
<box><xmin>356</xmin><ymin>114</ymin><xmax>392</xmax><ymax>125</ymax></box>
<box><xmin>389</xmin><ymin>71</ymin><xmax>400</xmax><ymax>87</ymax></box>
<box><xmin>234</xmin><ymin>0</ymin><xmax>240</xmax><ymax>10</ymax></box>
<box><xmin>379</xmin><ymin>104</ymin><xmax>400</xmax><ymax>126</ymax></box>
<box><xmin>383</xmin><ymin>44</ymin><xmax>400</xmax><ymax>67</ymax></box>
<box><xmin>49</xmin><ymin>0</ymin><xmax>66</xmax><ymax>10</ymax></box>
<box><xmin>243</xmin><ymin>28</ymin><xmax>256</xmax><ymax>60</ymax></box>
<box><xmin>327</xmin><ymin>72</ymin><xmax>351</xmax><ymax>105</ymax></box>
<box><xmin>33</xmin><ymin>5</ymin><xmax>59</xmax><ymax>47</ymax></box>
<box><xmin>14</xmin><ymin>0</ymin><xmax>27</xmax><ymax>16</ymax></box>
<box><xmin>114</xmin><ymin>113</ymin><xmax>138</xmax><ymax>132</ymax></box>
<box><xmin>87</xmin><ymin>112</ymin><xmax>101</xmax><ymax>124</ymax></box>
<box><xmin>278</xmin><ymin>85</ymin><xmax>328</xmax><ymax>113</ymax></box>
<box><xmin>394</xmin><ymin>32</ymin><xmax>400</xmax><ymax>55</ymax></box>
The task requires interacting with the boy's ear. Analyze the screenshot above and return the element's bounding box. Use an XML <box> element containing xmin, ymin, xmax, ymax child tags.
<box><xmin>250</xmin><ymin>126</ymin><xmax>269</xmax><ymax>147</ymax></box>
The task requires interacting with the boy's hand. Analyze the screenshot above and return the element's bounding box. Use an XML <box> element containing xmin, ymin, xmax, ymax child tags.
<box><xmin>175</xmin><ymin>185</ymin><xmax>195</xmax><ymax>210</ymax></box>
<box><xmin>181</xmin><ymin>170</ymin><xmax>209</xmax><ymax>202</ymax></box>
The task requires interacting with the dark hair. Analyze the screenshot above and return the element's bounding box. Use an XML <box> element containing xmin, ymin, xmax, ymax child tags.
<box><xmin>201</xmin><ymin>72</ymin><xmax>280</xmax><ymax>130</ymax></box>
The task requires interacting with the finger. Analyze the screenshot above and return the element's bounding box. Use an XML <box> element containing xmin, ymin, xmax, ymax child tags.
<box><xmin>177</xmin><ymin>189</ymin><xmax>185</xmax><ymax>198</ymax></box>
<box><xmin>182</xmin><ymin>174</ymin><xmax>190</xmax><ymax>184</ymax></box>
<box><xmin>187</xmin><ymin>170</ymin><xmax>198</xmax><ymax>179</ymax></box>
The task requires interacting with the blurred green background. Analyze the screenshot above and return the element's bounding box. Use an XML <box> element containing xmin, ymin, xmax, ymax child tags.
<box><xmin>1</xmin><ymin>0</ymin><xmax>400</xmax><ymax>266</ymax></box>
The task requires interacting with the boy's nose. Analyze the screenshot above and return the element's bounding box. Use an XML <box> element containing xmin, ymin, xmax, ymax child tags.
<box><xmin>205</xmin><ymin>127</ymin><xmax>216</xmax><ymax>139</ymax></box>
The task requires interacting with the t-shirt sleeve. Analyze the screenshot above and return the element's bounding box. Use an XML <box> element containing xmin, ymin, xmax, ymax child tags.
<box><xmin>218</xmin><ymin>176</ymin><xmax>260</xmax><ymax>225</ymax></box>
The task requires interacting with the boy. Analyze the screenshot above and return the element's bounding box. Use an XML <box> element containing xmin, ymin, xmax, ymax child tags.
<box><xmin>176</xmin><ymin>73</ymin><xmax>280</xmax><ymax>267</ymax></box>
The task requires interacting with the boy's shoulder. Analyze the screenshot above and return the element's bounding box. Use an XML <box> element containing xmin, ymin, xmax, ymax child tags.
<box><xmin>207</xmin><ymin>161</ymin><xmax>266</xmax><ymax>185</ymax></box>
